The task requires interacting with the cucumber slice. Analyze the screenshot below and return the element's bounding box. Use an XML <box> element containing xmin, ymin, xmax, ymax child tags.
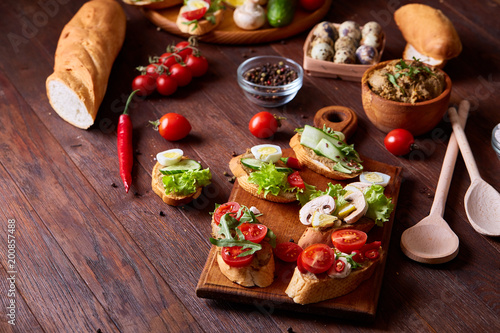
<box><xmin>241</xmin><ymin>158</ymin><xmax>265</xmax><ymax>170</ymax></box>
<box><xmin>160</xmin><ymin>159</ymin><xmax>201</xmax><ymax>175</ymax></box>
<box><xmin>314</xmin><ymin>138</ymin><xmax>344</xmax><ymax>162</ymax></box>
<box><xmin>300</xmin><ymin>125</ymin><xmax>346</xmax><ymax>149</ymax></box>
<box><xmin>241</xmin><ymin>158</ymin><xmax>292</xmax><ymax>173</ymax></box>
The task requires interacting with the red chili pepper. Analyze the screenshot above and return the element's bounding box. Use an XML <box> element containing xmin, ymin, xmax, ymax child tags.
<box><xmin>118</xmin><ymin>90</ymin><xmax>139</xmax><ymax>193</ymax></box>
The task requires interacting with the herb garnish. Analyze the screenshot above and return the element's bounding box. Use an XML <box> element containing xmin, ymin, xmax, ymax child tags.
<box><xmin>386</xmin><ymin>58</ymin><xmax>435</xmax><ymax>95</ymax></box>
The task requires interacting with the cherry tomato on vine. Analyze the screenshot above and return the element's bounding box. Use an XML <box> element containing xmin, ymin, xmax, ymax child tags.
<box><xmin>145</xmin><ymin>63</ymin><xmax>162</xmax><ymax>79</ymax></box>
<box><xmin>221</xmin><ymin>246</ymin><xmax>254</xmax><ymax>268</ymax></box>
<box><xmin>159</xmin><ymin>52</ymin><xmax>179</xmax><ymax>68</ymax></box>
<box><xmin>132</xmin><ymin>74</ymin><xmax>156</xmax><ymax>96</ymax></box>
<box><xmin>213</xmin><ymin>202</ymin><xmax>241</xmax><ymax>225</ymax></box>
<box><xmin>151</xmin><ymin>113</ymin><xmax>191</xmax><ymax>141</ymax></box>
<box><xmin>156</xmin><ymin>74</ymin><xmax>178</xmax><ymax>96</ymax></box>
<box><xmin>299</xmin><ymin>0</ymin><xmax>325</xmax><ymax>11</ymax></box>
<box><xmin>170</xmin><ymin>63</ymin><xmax>192</xmax><ymax>87</ymax></box>
<box><xmin>175</xmin><ymin>41</ymin><xmax>194</xmax><ymax>60</ymax></box>
<box><xmin>274</xmin><ymin>242</ymin><xmax>303</xmax><ymax>262</ymax></box>
<box><xmin>185</xmin><ymin>54</ymin><xmax>208</xmax><ymax>77</ymax></box>
<box><xmin>384</xmin><ymin>128</ymin><xmax>415</xmax><ymax>156</ymax></box>
<box><xmin>248</xmin><ymin>111</ymin><xmax>282</xmax><ymax>138</ymax></box>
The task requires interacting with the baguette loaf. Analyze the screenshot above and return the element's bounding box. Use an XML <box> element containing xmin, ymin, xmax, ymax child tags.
<box><xmin>394</xmin><ymin>4</ymin><xmax>461</xmax><ymax>66</ymax></box>
<box><xmin>289</xmin><ymin>133</ymin><xmax>362</xmax><ymax>180</ymax></box>
<box><xmin>216</xmin><ymin>242</ymin><xmax>275</xmax><ymax>288</ymax></box>
<box><xmin>229</xmin><ymin>153</ymin><xmax>297</xmax><ymax>203</ymax></box>
<box><xmin>285</xmin><ymin>253</ymin><xmax>381</xmax><ymax>304</ymax></box>
<box><xmin>151</xmin><ymin>161</ymin><xmax>204</xmax><ymax>206</ymax></box>
<box><xmin>46</xmin><ymin>0</ymin><xmax>126</xmax><ymax>129</ymax></box>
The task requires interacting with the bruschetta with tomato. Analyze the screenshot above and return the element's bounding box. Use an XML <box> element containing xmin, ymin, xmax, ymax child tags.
<box><xmin>209</xmin><ymin>202</ymin><xmax>277</xmax><ymax>287</ymax></box>
<box><xmin>229</xmin><ymin>144</ymin><xmax>306</xmax><ymax>203</ymax></box>
<box><xmin>176</xmin><ymin>0</ymin><xmax>225</xmax><ymax>36</ymax></box>
<box><xmin>285</xmin><ymin>230</ymin><xmax>383</xmax><ymax>304</ymax></box>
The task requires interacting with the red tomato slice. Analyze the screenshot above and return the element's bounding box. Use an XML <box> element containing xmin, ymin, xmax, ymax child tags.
<box><xmin>287</xmin><ymin>171</ymin><xmax>305</xmax><ymax>189</ymax></box>
<box><xmin>221</xmin><ymin>246</ymin><xmax>254</xmax><ymax>268</ymax></box>
<box><xmin>331</xmin><ymin>229</ymin><xmax>368</xmax><ymax>253</ymax></box>
<box><xmin>181</xmin><ymin>7</ymin><xmax>207</xmax><ymax>21</ymax></box>
<box><xmin>213</xmin><ymin>202</ymin><xmax>240</xmax><ymax>225</ymax></box>
<box><xmin>237</xmin><ymin>223</ymin><xmax>267</xmax><ymax>243</ymax></box>
<box><xmin>300</xmin><ymin>244</ymin><xmax>335</xmax><ymax>274</ymax></box>
<box><xmin>274</xmin><ymin>242</ymin><xmax>303</xmax><ymax>262</ymax></box>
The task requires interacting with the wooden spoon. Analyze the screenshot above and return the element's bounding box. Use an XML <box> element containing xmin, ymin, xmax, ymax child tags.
<box><xmin>448</xmin><ymin>106</ymin><xmax>500</xmax><ymax>236</ymax></box>
<box><xmin>400</xmin><ymin>100</ymin><xmax>469</xmax><ymax>264</ymax></box>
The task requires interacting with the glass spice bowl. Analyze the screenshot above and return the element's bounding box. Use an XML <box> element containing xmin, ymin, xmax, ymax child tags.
<box><xmin>237</xmin><ymin>55</ymin><xmax>304</xmax><ymax>108</ymax></box>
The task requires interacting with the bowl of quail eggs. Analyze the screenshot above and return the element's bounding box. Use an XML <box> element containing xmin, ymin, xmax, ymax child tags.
<box><xmin>302</xmin><ymin>20</ymin><xmax>385</xmax><ymax>81</ymax></box>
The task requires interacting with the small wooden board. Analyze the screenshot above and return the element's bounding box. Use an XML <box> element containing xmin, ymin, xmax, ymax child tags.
<box><xmin>142</xmin><ymin>0</ymin><xmax>332</xmax><ymax>44</ymax></box>
<box><xmin>196</xmin><ymin>149</ymin><xmax>402</xmax><ymax>320</ymax></box>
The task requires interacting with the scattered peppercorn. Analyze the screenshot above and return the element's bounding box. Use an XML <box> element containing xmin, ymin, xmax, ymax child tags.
<box><xmin>111</xmin><ymin>183</ymin><xmax>118</xmax><ymax>188</ymax></box>
<box><xmin>159</xmin><ymin>211</ymin><xmax>165</xmax><ymax>216</ymax></box>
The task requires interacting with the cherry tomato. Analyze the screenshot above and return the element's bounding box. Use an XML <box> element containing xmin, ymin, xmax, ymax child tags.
<box><xmin>159</xmin><ymin>52</ymin><xmax>179</xmax><ymax>68</ymax></box>
<box><xmin>221</xmin><ymin>246</ymin><xmax>254</xmax><ymax>268</ymax></box>
<box><xmin>181</xmin><ymin>7</ymin><xmax>208</xmax><ymax>21</ymax></box>
<box><xmin>287</xmin><ymin>171</ymin><xmax>305</xmax><ymax>189</ymax></box>
<box><xmin>331</xmin><ymin>229</ymin><xmax>368</xmax><ymax>253</ymax></box>
<box><xmin>170</xmin><ymin>63</ymin><xmax>192</xmax><ymax>87</ymax></box>
<box><xmin>248</xmin><ymin>111</ymin><xmax>280</xmax><ymax>138</ymax></box>
<box><xmin>185</xmin><ymin>54</ymin><xmax>208</xmax><ymax>77</ymax></box>
<box><xmin>132</xmin><ymin>74</ymin><xmax>156</xmax><ymax>96</ymax></box>
<box><xmin>175</xmin><ymin>41</ymin><xmax>194</xmax><ymax>60</ymax></box>
<box><xmin>237</xmin><ymin>223</ymin><xmax>268</xmax><ymax>243</ymax></box>
<box><xmin>300</xmin><ymin>243</ymin><xmax>335</xmax><ymax>274</ymax></box>
<box><xmin>384</xmin><ymin>128</ymin><xmax>415</xmax><ymax>156</ymax></box>
<box><xmin>156</xmin><ymin>113</ymin><xmax>192</xmax><ymax>141</ymax></box>
<box><xmin>146</xmin><ymin>63</ymin><xmax>162</xmax><ymax>79</ymax></box>
<box><xmin>274</xmin><ymin>242</ymin><xmax>303</xmax><ymax>263</ymax></box>
<box><xmin>299</xmin><ymin>0</ymin><xmax>325</xmax><ymax>11</ymax></box>
<box><xmin>214</xmin><ymin>202</ymin><xmax>241</xmax><ymax>225</ymax></box>
<box><xmin>156</xmin><ymin>74</ymin><xmax>178</xmax><ymax>96</ymax></box>
<box><xmin>280</xmin><ymin>157</ymin><xmax>301</xmax><ymax>170</ymax></box>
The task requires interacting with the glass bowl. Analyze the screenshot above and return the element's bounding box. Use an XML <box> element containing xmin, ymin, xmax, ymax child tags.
<box><xmin>237</xmin><ymin>55</ymin><xmax>304</xmax><ymax>108</ymax></box>
<box><xmin>492</xmin><ymin>124</ymin><xmax>500</xmax><ymax>159</ymax></box>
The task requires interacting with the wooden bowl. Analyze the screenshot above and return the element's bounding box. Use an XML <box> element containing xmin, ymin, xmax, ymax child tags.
<box><xmin>361</xmin><ymin>60</ymin><xmax>452</xmax><ymax>136</ymax></box>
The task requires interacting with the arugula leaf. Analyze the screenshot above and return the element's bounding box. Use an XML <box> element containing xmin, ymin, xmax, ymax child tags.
<box><xmin>209</xmin><ymin>237</ymin><xmax>262</xmax><ymax>257</ymax></box>
<box><xmin>336</xmin><ymin>252</ymin><xmax>362</xmax><ymax>269</ymax></box>
<box><xmin>162</xmin><ymin>169</ymin><xmax>211</xmax><ymax>196</ymax></box>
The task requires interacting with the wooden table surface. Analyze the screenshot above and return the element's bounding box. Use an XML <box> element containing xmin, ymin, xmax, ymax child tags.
<box><xmin>1</xmin><ymin>0</ymin><xmax>499</xmax><ymax>332</ymax></box>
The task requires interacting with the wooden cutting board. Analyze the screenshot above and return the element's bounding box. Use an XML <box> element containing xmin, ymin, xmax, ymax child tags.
<box><xmin>142</xmin><ymin>0</ymin><xmax>332</xmax><ymax>44</ymax></box>
<box><xmin>196</xmin><ymin>149</ymin><xmax>402</xmax><ymax>320</ymax></box>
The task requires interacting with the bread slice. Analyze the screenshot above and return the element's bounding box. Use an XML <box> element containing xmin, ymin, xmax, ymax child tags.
<box><xmin>46</xmin><ymin>0</ymin><xmax>126</xmax><ymax>129</ymax></box>
<box><xmin>216</xmin><ymin>242</ymin><xmax>275</xmax><ymax>288</ymax></box>
<box><xmin>229</xmin><ymin>153</ymin><xmax>297</xmax><ymax>203</ymax></box>
<box><xmin>122</xmin><ymin>0</ymin><xmax>182</xmax><ymax>9</ymax></box>
<box><xmin>289</xmin><ymin>133</ymin><xmax>362</xmax><ymax>180</ymax></box>
<box><xmin>403</xmin><ymin>43</ymin><xmax>446</xmax><ymax>68</ymax></box>
<box><xmin>176</xmin><ymin>8</ymin><xmax>224</xmax><ymax>36</ymax></box>
<box><xmin>285</xmin><ymin>253</ymin><xmax>381</xmax><ymax>304</ymax></box>
<box><xmin>151</xmin><ymin>161</ymin><xmax>203</xmax><ymax>206</ymax></box>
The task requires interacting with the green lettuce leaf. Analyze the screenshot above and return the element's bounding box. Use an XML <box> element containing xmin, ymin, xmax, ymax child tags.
<box><xmin>162</xmin><ymin>168</ymin><xmax>211</xmax><ymax>196</ymax></box>
<box><xmin>248</xmin><ymin>163</ymin><xmax>290</xmax><ymax>197</ymax></box>
<box><xmin>363</xmin><ymin>184</ymin><xmax>394</xmax><ymax>226</ymax></box>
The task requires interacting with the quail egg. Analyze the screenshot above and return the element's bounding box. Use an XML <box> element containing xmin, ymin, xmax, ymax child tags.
<box><xmin>310</xmin><ymin>42</ymin><xmax>334</xmax><ymax>61</ymax></box>
<box><xmin>359</xmin><ymin>171</ymin><xmax>391</xmax><ymax>187</ymax></box>
<box><xmin>334</xmin><ymin>49</ymin><xmax>356</xmax><ymax>64</ymax></box>
<box><xmin>356</xmin><ymin>45</ymin><xmax>379</xmax><ymax>64</ymax></box>
<box><xmin>251</xmin><ymin>144</ymin><xmax>282</xmax><ymax>163</ymax></box>
<box><xmin>338</xmin><ymin>21</ymin><xmax>361</xmax><ymax>43</ymax></box>
<box><xmin>156</xmin><ymin>149</ymin><xmax>183</xmax><ymax>166</ymax></box>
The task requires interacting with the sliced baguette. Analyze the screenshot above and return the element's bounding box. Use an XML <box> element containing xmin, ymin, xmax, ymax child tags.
<box><xmin>151</xmin><ymin>161</ymin><xmax>203</xmax><ymax>206</ymax></box>
<box><xmin>46</xmin><ymin>0</ymin><xmax>126</xmax><ymax>129</ymax></box>
<box><xmin>216</xmin><ymin>242</ymin><xmax>275</xmax><ymax>288</ymax></box>
<box><xmin>289</xmin><ymin>133</ymin><xmax>362</xmax><ymax>180</ymax></box>
<box><xmin>121</xmin><ymin>0</ymin><xmax>182</xmax><ymax>9</ymax></box>
<box><xmin>285</xmin><ymin>253</ymin><xmax>382</xmax><ymax>304</ymax></box>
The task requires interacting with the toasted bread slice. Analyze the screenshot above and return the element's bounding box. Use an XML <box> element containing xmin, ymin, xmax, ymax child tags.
<box><xmin>297</xmin><ymin>217</ymin><xmax>375</xmax><ymax>249</ymax></box>
<box><xmin>229</xmin><ymin>153</ymin><xmax>297</xmax><ymax>203</ymax></box>
<box><xmin>289</xmin><ymin>133</ymin><xmax>362</xmax><ymax>180</ymax></box>
<box><xmin>176</xmin><ymin>8</ymin><xmax>224</xmax><ymax>36</ymax></box>
<box><xmin>285</xmin><ymin>253</ymin><xmax>382</xmax><ymax>304</ymax></box>
<box><xmin>151</xmin><ymin>161</ymin><xmax>203</xmax><ymax>206</ymax></box>
<box><xmin>216</xmin><ymin>242</ymin><xmax>275</xmax><ymax>287</ymax></box>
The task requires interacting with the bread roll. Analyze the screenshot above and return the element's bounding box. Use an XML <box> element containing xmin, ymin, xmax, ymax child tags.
<box><xmin>394</xmin><ymin>4</ymin><xmax>462</xmax><ymax>62</ymax></box>
<box><xmin>46</xmin><ymin>0</ymin><xmax>126</xmax><ymax>129</ymax></box>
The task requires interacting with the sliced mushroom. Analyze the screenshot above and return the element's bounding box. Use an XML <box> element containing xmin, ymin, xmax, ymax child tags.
<box><xmin>298</xmin><ymin>227</ymin><xmax>333</xmax><ymax>249</ymax></box>
<box><xmin>342</xmin><ymin>185</ymin><xmax>368</xmax><ymax>224</ymax></box>
<box><xmin>299</xmin><ymin>195</ymin><xmax>336</xmax><ymax>225</ymax></box>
